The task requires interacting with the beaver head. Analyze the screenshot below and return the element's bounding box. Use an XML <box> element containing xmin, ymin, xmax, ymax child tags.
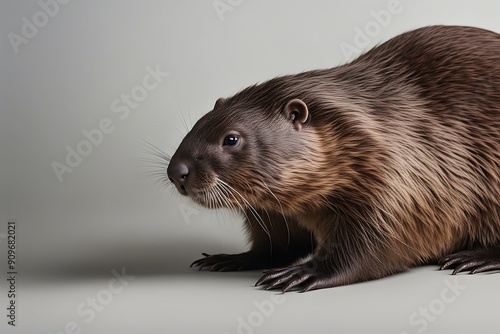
<box><xmin>166</xmin><ymin>73</ymin><xmax>384</xmax><ymax>216</ymax></box>
<box><xmin>167</xmin><ymin>83</ymin><xmax>342</xmax><ymax>214</ymax></box>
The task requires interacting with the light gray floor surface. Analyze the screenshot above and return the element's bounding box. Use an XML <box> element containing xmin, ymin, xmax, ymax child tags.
<box><xmin>1</xmin><ymin>231</ymin><xmax>499</xmax><ymax>334</ymax></box>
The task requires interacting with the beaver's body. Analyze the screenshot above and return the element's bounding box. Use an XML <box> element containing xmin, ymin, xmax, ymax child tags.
<box><xmin>167</xmin><ymin>26</ymin><xmax>500</xmax><ymax>291</ymax></box>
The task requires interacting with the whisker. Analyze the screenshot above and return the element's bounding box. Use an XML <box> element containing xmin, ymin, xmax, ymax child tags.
<box><xmin>139</xmin><ymin>139</ymin><xmax>172</xmax><ymax>163</ymax></box>
<box><xmin>136</xmin><ymin>158</ymin><xmax>170</xmax><ymax>166</ymax></box>
<box><xmin>213</xmin><ymin>183</ymin><xmax>242</xmax><ymax>231</ymax></box>
<box><xmin>132</xmin><ymin>138</ymin><xmax>174</xmax><ymax>190</ymax></box>
<box><xmin>261</xmin><ymin>180</ymin><xmax>291</xmax><ymax>248</ymax></box>
<box><xmin>175</xmin><ymin>99</ymin><xmax>191</xmax><ymax>135</ymax></box>
<box><xmin>217</xmin><ymin>181</ymin><xmax>250</xmax><ymax>227</ymax></box>
<box><xmin>218</xmin><ymin>179</ymin><xmax>272</xmax><ymax>251</ymax></box>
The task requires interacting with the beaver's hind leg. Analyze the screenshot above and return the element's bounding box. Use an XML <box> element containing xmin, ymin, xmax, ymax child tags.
<box><xmin>439</xmin><ymin>248</ymin><xmax>500</xmax><ymax>274</ymax></box>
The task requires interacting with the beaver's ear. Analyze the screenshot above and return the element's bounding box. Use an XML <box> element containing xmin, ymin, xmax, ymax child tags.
<box><xmin>214</xmin><ymin>97</ymin><xmax>226</xmax><ymax>109</ymax></box>
<box><xmin>284</xmin><ymin>99</ymin><xmax>309</xmax><ymax>130</ymax></box>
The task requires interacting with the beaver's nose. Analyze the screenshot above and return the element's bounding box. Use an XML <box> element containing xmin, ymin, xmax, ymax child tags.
<box><xmin>167</xmin><ymin>160</ymin><xmax>189</xmax><ymax>195</ymax></box>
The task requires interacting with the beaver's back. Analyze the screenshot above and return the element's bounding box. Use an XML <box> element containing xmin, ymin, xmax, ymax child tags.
<box><xmin>350</xmin><ymin>25</ymin><xmax>500</xmax><ymax>257</ymax></box>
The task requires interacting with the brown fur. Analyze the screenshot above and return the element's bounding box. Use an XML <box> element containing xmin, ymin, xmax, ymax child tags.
<box><xmin>167</xmin><ymin>25</ymin><xmax>500</xmax><ymax>291</ymax></box>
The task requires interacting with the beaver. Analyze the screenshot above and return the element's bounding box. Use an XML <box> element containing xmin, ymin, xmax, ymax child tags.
<box><xmin>167</xmin><ymin>25</ymin><xmax>500</xmax><ymax>292</ymax></box>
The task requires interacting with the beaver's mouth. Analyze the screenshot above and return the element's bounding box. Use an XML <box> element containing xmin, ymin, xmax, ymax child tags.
<box><xmin>189</xmin><ymin>188</ymin><xmax>227</xmax><ymax>209</ymax></box>
<box><xmin>188</xmin><ymin>179</ymin><xmax>247</xmax><ymax>210</ymax></box>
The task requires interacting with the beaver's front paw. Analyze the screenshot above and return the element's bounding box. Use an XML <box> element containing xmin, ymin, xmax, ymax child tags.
<box><xmin>191</xmin><ymin>251</ymin><xmax>265</xmax><ymax>271</ymax></box>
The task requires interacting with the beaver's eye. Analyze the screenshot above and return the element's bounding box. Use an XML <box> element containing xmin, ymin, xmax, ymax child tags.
<box><xmin>223</xmin><ymin>134</ymin><xmax>239</xmax><ymax>146</ymax></box>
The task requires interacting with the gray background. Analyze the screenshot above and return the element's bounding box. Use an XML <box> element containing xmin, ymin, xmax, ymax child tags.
<box><xmin>1</xmin><ymin>0</ymin><xmax>499</xmax><ymax>333</ymax></box>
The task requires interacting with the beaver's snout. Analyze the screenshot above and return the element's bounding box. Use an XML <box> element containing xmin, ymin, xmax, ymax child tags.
<box><xmin>167</xmin><ymin>158</ymin><xmax>189</xmax><ymax>195</ymax></box>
